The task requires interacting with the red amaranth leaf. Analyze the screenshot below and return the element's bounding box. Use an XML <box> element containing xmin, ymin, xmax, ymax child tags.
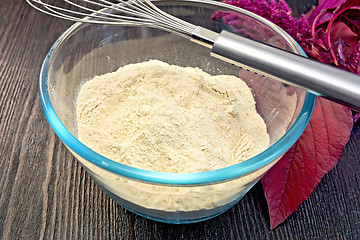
<box><xmin>348</xmin><ymin>41</ymin><xmax>360</xmax><ymax>74</ymax></box>
<box><xmin>217</xmin><ymin>0</ymin><xmax>358</xmax><ymax>228</ymax></box>
<box><xmin>261</xmin><ymin>98</ymin><xmax>353</xmax><ymax>229</ymax></box>
<box><xmin>307</xmin><ymin>0</ymin><xmax>347</xmax><ymax>25</ymax></box>
<box><xmin>308</xmin><ymin>0</ymin><xmax>360</xmax><ymax>69</ymax></box>
<box><xmin>338</xmin><ymin>9</ymin><xmax>360</xmax><ymax>36</ymax></box>
<box><xmin>354</xmin><ymin>112</ymin><xmax>360</xmax><ymax>122</ymax></box>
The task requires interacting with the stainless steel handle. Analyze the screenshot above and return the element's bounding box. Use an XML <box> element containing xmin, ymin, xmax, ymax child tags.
<box><xmin>211</xmin><ymin>30</ymin><xmax>360</xmax><ymax>111</ymax></box>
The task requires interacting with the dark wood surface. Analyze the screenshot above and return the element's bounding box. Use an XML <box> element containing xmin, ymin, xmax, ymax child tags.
<box><xmin>1</xmin><ymin>0</ymin><xmax>359</xmax><ymax>239</ymax></box>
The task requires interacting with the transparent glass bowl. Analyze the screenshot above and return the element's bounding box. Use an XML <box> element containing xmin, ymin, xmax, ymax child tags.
<box><xmin>39</xmin><ymin>0</ymin><xmax>315</xmax><ymax>223</ymax></box>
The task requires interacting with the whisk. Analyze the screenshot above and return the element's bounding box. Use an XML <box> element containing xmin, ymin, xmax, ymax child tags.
<box><xmin>27</xmin><ymin>0</ymin><xmax>360</xmax><ymax>111</ymax></box>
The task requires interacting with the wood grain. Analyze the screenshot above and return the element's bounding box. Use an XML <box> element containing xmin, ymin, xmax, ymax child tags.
<box><xmin>1</xmin><ymin>0</ymin><xmax>359</xmax><ymax>239</ymax></box>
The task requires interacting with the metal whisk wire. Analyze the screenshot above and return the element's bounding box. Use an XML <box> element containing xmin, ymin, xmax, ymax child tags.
<box><xmin>26</xmin><ymin>0</ymin><xmax>197</xmax><ymax>38</ymax></box>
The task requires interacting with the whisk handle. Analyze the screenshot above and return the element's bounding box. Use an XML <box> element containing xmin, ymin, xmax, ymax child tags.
<box><xmin>211</xmin><ymin>30</ymin><xmax>360</xmax><ymax>111</ymax></box>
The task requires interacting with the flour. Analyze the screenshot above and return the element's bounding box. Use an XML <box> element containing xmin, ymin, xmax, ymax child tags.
<box><xmin>76</xmin><ymin>60</ymin><xmax>269</xmax><ymax>173</ymax></box>
<box><xmin>74</xmin><ymin>59</ymin><xmax>272</xmax><ymax>214</ymax></box>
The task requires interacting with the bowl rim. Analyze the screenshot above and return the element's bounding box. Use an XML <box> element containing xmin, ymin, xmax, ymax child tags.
<box><xmin>39</xmin><ymin>0</ymin><xmax>316</xmax><ymax>185</ymax></box>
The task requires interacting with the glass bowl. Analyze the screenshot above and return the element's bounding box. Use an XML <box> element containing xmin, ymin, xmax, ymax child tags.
<box><xmin>39</xmin><ymin>0</ymin><xmax>315</xmax><ymax>223</ymax></box>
